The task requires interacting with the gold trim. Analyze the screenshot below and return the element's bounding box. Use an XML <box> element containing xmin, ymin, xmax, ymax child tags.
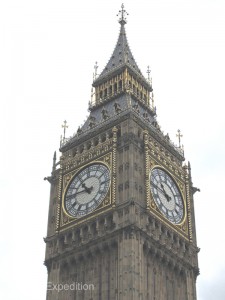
<box><xmin>55</xmin><ymin>167</ymin><xmax>63</xmax><ymax>233</ymax></box>
<box><xmin>149</xmin><ymin>165</ymin><xmax>187</xmax><ymax>227</ymax></box>
<box><xmin>185</xmin><ymin>167</ymin><xmax>193</xmax><ymax>242</ymax></box>
<box><xmin>62</xmin><ymin>160</ymin><xmax>112</xmax><ymax>219</ymax></box>
<box><xmin>57</xmin><ymin>152</ymin><xmax>114</xmax><ymax>231</ymax></box>
<box><xmin>112</xmin><ymin>126</ymin><xmax>118</xmax><ymax>208</ymax></box>
<box><xmin>144</xmin><ymin>130</ymin><xmax>151</xmax><ymax>209</ymax></box>
<box><xmin>59</xmin><ymin>207</ymin><xmax>114</xmax><ymax>232</ymax></box>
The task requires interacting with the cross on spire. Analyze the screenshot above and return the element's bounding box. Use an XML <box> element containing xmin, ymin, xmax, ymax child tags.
<box><xmin>176</xmin><ymin>129</ymin><xmax>183</xmax><ymax>148</ymax></box>
<box><xmin>147</xmin><ymin>66</ymin><xmax>151</xmax><ymax>81</ymax></box>
<box><xmin>117</xmin><ymin>3</ymin><xmax>129</xmax><ymax>25</ymax></box>
<box><xmin>62</xmin><ymin>120</ymin><xmax>68</xmax><ymax>141</ymax></box>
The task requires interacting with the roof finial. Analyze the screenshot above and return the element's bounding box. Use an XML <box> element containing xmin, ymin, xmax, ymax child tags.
<box><xmin>147</xmin><ymin>66</ymin><xmax>151</xmax><ymax>81</ymax></box>
<box><xmin>117</xmin><ymin>3</ymin><xmax>129</xmax><ymax>25</ymax></box>
<box><xmin>61</xmin><ymin>120</ymin><xmax>68</xmax><ymax>141</ymax></box>
<box><xmin>176</xmin><ymin>129</ymin><xmax>183</xmax><ymax>148</ymax></box>
<box><xmin>93</xmin><ymin>61</ymin><xmax>98</xmax><ymax>80</ymax></box>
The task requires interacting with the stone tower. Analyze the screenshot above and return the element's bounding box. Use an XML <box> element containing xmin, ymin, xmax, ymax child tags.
<box><xmin>44</xmin><ymin>5</ymin><xmax>199</xmax><ymax>300</ymax></box>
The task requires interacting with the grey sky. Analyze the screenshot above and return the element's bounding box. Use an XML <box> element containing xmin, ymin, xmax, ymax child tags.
<box><xmin>1</xmin><ymin>0</ymin><xmax>225</xmax><ymax>299</ymax></box>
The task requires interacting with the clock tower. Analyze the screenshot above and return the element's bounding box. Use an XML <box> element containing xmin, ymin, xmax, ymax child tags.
<box><xmin>44</xmin><ymin>5</ymin><xmax>199</xmax><ymax>300</ymax></box>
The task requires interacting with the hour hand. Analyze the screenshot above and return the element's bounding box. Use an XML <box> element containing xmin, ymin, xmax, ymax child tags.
<box><xmin>81</xmin><ymin>183</ymin><xmax>93</xmax><ymax>194</ymax></box>
<box><xmin>86</xmin><ymin>186</ymin><xmax>93</xmax><ymax>194</ymax></box>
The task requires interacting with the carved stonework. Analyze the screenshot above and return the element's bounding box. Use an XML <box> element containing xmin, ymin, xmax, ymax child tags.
<box><xmin>144</xmin><ymin>131</ymin><xmax>190</xmax><ymax>240</ymax></box>
<box><xmin>45</xmin><ymin>6</ymin><xmax>199</xmax><ymax>299</ymax></box>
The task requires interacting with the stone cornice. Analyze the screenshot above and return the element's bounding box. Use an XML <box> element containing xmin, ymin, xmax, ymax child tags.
<box><xmin>60</xmin><ymin>109</ymin><xmax>184</xmax><ymax>162</ymax></box>
<box><xmin>45</xmin><ymin>202</ymin><xmax>198</xmax><ymax>273</ymax></box>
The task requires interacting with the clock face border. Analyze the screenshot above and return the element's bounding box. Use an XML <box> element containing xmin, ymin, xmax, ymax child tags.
<box><xmin>149</xmin><ymin>166</ymin><xmax>186</xmax><ymax>226</ymax></box>
<box><xmin>62</xmin><ymin>161</ymin><xmax>111</xmax><ymax>220</ymax></box>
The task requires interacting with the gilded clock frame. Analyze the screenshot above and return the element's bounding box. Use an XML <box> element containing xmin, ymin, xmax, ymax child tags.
<box><xmin>144</xmin><ymin>131</ymin><xmax>191</xmax><ymax>240</ymax></box>
<box><xmin>149</xmin><ymin>165</ymin><xmax>187</xmax><ymax>226</ymax></box>
<box><xmin>58</xmin><ymin>152</ymin><xmax>115</xmax><ymax>231</ymax></box>
<box><xmin>62</xmin><ymin>160</ymin><xmax>111</xmax><ymax>218</ymax></box>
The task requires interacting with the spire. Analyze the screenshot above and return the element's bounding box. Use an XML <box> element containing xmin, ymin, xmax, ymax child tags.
<box><xmin>94</xmin><ymin>4</ymin><xmax>145</xmax><ymax>84</ymax></box>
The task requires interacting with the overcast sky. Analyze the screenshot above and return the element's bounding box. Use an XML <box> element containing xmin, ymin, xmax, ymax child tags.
<box><xmin>1</xmin><ymin>0</ymin><xmax>225</xmax><ymax>299</ymax></box>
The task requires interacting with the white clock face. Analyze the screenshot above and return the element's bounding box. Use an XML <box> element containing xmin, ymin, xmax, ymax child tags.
<box><xmin>150</xmin><ymin>168</ymin><xmax>184</xmax><ymax>224</ymax></box>
<box><xmin>64</xmin><ymin>163</ymin><xmax>110</xmax><ymax>218</ymax></box>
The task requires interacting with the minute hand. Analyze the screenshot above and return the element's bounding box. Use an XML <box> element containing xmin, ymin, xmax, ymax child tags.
<box><xmin>151</xmin><ymin>182</ymin><xmax>167</xmax><ymax>195</ymax></box>
<box><xmin>160</xmin><ymin>183</ymin><xmax>172</xmax><ymax>202</ymax></box>
<box><xmin>66</xmin><ymin>189</ymin><xmax>86</xmax><ymax>201</ymax></box>
<box><xmin>151</xmin><ymin>182</ymin><xmax>171</xmax><ymax>202</ymax></box>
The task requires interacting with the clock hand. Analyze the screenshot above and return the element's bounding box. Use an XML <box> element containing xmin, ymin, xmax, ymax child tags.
<box><xmin>76</xmin><ymin>189</ymin><xmax>88</xmax><ymax>195</ymax></box>
<box><xmin>160</xmin><ymin>183</ymin><xmax>172</xmax><ymax>202</ymax></box>
<box><xmin>66</xmin><ymin>189</ymin><xmax>87</xmax><ymax>201</ymax></box>
<box><xmin>71</xmin><ymin>201</ymin><xmax>77</xmax><ymax>208</ymax></box>
<box><xmin>81</xmin><ymin>183</ymin><xmax>93</xmax><ymax>194</ymax></box>
<box><xmin>86</xmin><ymin>186</ymin><xmax>93</xmax><ymax>194</ymax></box>
<box><xmin>151</xmin><ymin>182</ymin><xmax>171</xmax><ymax>202</ymax></box>
<box><xmin>175</xmin><ymin>202</ymin><xmax>183</xmax><ymax>209</ymax></box>
<box><xmin>100</xmin><ymin>178</ymin><xmax>110</xmax><ymax>185</ymax></box>
<box><xmin>82</xmin><ymin>182</ymin><xmax>89</xmax><ymax>192</ymax></box>
<box><xmin>66</xmin><ymin>193</ymin><xmax>76</xmax><ymax>200</ymax></box>
<box><xmin>151</xmin><ymin>182</ymin><xmax>168</xmax><ymax>195</ymax></box>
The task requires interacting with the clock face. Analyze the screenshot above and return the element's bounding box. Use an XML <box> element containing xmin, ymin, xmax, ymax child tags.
<box><xmin>64</xmin><ymin>163</ymin><xmax>110</xmax><ymax>218</ymax></box>
<box><xmin>150</xmin><ymin>168</ymin><xmax>184</xmax><ymax>224</ymax></box>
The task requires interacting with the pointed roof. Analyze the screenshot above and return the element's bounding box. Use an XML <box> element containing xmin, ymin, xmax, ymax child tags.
<box><xmin>93</xmin><ymin>5</ymin><xmax>146</xmax><ymax>86</ymax></box>
<box><xmin>99</xmin><ymin>24</ymin><xmax>143</xmax><ymax>77</ymax></box>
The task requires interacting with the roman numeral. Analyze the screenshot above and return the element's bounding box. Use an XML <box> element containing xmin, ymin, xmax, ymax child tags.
<box><xmin>98</xmin><ymin>169</ymin><xmax>108</xmax><ymax>179</ymax></box>
<box><xmin>101</xmin><ymin>178</ymin><xmax>110</xmax><ymax>185</ymax></box>
<box><xmin>66</xmin><ymin>193</ymin><xmax>76</xmax><ymax>201</ymax></box>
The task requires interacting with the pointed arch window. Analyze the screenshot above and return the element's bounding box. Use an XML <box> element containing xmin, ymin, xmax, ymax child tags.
<box><xmin>109</xmin><ymin>85</ymin><xmax>112</xmax><ymax>96</ymax></box>
<box><xmin>114</xmin><ymin>82</ymin><xmax>118</xmax><ymax>93</ymax></box>
<box><xmin>119</xmin><ymin>80</ymin><xmax>122</xmax><ymax>91</ymax></box>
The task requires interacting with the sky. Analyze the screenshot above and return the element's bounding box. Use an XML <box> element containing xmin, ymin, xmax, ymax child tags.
<box><xmin>1</xmin><ymin>0</ymin><xmax>225</xmax><ymax>299</ymax></box>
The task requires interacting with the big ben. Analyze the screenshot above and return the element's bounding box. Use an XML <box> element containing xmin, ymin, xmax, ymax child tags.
<box><xmin>44</xmin><ymin>5</ymin><xmax>199</xmax><ymax>300</ymax></box>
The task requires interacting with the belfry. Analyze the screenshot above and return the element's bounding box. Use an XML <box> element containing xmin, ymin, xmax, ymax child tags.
<box><xmin>44</xmin><ymin>5</ymin><xmax>199</xmax><ymax>300</ymax></box>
